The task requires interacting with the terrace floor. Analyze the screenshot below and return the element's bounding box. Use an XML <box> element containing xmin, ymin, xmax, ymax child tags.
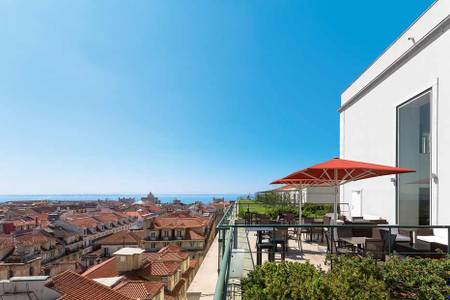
<box><xmin>226</xmin><ymin>228</ymin><xmax>329</xmax><ymax>299</ymax></box>
<box><xmin>236</xmin><ymin>227</ymin><xmax>329</xmax><ymax>270</ymax></box>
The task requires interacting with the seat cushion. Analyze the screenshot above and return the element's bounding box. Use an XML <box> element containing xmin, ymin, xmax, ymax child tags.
<box><xmin>417</xmin><ymin>235</ymin><xmax>448</xmax><ymax>246</ymax></box>
<box><xmin>395</xmin><ymin>234</ymin><xmax>411</xmax><ymax>243</ymax></box>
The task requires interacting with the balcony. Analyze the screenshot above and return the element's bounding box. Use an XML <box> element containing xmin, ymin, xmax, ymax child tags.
<box><xmin>213</xmin><ymin>202</ymin><xmax>450</xmax><ymax>299</ymax></box>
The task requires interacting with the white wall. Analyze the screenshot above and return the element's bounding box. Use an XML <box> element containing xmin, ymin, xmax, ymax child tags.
<box><xmin>340</xmin><ymin>1</ymin><xmax>450</xmax><ymax>225</ymax></box>
<box><xmin>304</xmin><ymin>187</ymin><xmax>336</xmax><ymax>204</ymax></box>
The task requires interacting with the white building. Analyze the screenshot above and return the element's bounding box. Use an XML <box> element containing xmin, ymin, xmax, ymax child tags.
<box><xmin>339</xmin><ymin>0</ymin><xmax>450</xmax><ymax>227</ymax></box>
<box><xmin>0</xmin><ymin>276</ymin><xmax>61</xmax><ymax>299</ymax></box>
<box><xmin>273</xmin><ymin>186</ymin><xmax>336</xmax><ymax>206</ymax></box>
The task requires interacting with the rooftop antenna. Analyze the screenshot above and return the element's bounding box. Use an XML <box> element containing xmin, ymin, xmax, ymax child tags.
<box><xmin>408</xmin><ymin>37</ymin><xmax>416</xmax><ymax>44</ymax></box>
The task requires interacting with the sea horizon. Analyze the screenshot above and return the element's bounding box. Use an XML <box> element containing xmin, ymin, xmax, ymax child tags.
<box><xmin>0</xmin><ymin>193</ymin><xmax>248</xmax><ymax>204</ymax></box>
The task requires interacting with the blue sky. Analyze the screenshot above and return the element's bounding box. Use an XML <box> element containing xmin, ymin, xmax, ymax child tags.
<box><xmin>0</xmin><ymin>0</ymin><xmax>434</xmax><ymax>194</ymax></box>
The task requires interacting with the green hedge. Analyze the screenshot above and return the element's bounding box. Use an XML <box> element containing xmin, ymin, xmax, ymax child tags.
<box><xmin>238</xmin><ymin>200</ymin><xmax>333</xmax><ymax>220</ymax></box>
<box><xmin>302</xmin><ymin>203</ymin><xmax>333</xmax><ymax>218</ymax></box>
<box><xmin>242</xmin><ymin>255</ymin><xmax>449</xmax><ymax>300</ymax></box>
<box><xmin>383</xmin><ymin>256</ymin><xmax>449</xmax><ymax>300</ymax></box>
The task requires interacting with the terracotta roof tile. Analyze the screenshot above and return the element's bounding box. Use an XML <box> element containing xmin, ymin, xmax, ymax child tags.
<box><xmin>12</xmin><ymin>219</ymin><xmax>36</xmax><ymax>226</ymax></box>
<box><xmin>67</xmin><ymin>217</ymin><xmax>99</xmax><ymax>228</ymax></box>
<box><xmin>48</xmin><ymin>270</ymin><xmax>131</xmax><ymax>300</ymax></box>
<box><xmin>97</xmin><ymin>230</ymin><xmax>142</xmax><ymax>246</ymax></box>
<box><xmin>93</xmin><ymin>213</ymin><xmax>120</xmax><ymax>223</ymax></box>
<box><xmin>142</xmin><ymin>245</ymin><xmax>188</xmax><ymax>264</ymax></box>
<box><xmin>153</xmin><ymin>217</ymin><xmax>207</xmax><ymax>229</ymax></box>
<box><xmin>186</xmin><ymin>229</ymin><xmax>204</xmax><ymax>240</ymax></box>
<box><xmin>113</xmin><ymin>280</ymin><xmax>164</xmax><ymax>300</ymax></box>
<box><xmin>15</xmin><ymin>231</ymin><xmax>56</xmax><ymax>247</ymax></box>
<box><xmin>82</xmin><ymin>257</ymin><xmax>119</xmax><ymax>279</ymax></box>
<box><xmin>125</xmin><ymin>211</ymin><xmax>141</xmax><ymax>218</ymax></box>
<box><xmin>0</xmin><ymin>235</ymin><xmax>14</xmax><ymax>249</ymax></box>
<box><xmin>158</xmin><ymin>245</ymin><xmax>188</xmax><ymax>258</ymax></box>
<box><xmin>140</xmin><ymin>261</ymin><xmax>180</xmax><ymax>276</ymax></box>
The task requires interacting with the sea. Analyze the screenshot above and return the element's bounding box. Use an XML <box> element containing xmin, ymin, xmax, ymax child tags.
<box><xmin>0</xmin><ymin>194</ymin><xmax>246</xmax><ymax>204</ymax></box>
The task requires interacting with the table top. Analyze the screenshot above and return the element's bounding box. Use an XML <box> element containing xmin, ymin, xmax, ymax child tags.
<box><xmin>246</xmin><ymin>227</ymin><xmax>274</xmax><ymax>232</ymax></box>
<box><xmin>339</xmin><ymin>237</ymin><xmax>372</xmax><ymax>246</ymax></box>
<box><xmin>395</xmin><ymin>240</ymin><xmax>431</xmax><ymax>252</ymax></box>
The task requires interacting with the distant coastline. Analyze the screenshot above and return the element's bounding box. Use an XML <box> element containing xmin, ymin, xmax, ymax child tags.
<box><xmin>0</xmin><ymin>193</ymin><xmax>247</xmax><ymax>204</ymax></box>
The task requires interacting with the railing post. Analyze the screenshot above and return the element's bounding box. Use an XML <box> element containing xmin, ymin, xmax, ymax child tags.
<box><xmin>330</xmin><ymin>225</ymin><xmax>333</xmax><ymax>256</ymax></box>
<box><xmin>448</xmin><ymin>227</ymin><xmax>450</xmax><ymax>255</ymax></box>
<box><xmin>222</xmin><ymin>229</ymin><xmax>226</xmax><ymax>261</ymax></box>
<box><xmin>225</xmin><ymin>227</ymin><xmax>234</xmax><ymax>299</ymax></box>
<box><xmin>217</xmin><ymin>229</ymin><xmax>221</xmax><ymax>274</ymax></box>
<box><xmin>388</xmin><ymin>227</ymin><xmax>392</xmax><ymax>256</ymax></box>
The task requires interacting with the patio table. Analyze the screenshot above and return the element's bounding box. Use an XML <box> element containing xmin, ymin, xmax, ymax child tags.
<box><xmin>339</xmin><ymin>237</ymin><xmax>372</xmax><ymax>252</ymax></box>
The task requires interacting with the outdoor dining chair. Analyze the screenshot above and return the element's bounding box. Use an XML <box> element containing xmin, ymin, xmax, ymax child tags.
<box><xmin>272</xmin><ymin>228</ymin><xmax>289</xmax><ymax>261</ymax></box>
<box><xmin>301</xmin><ymin>217</ymin><xmax>314</xmax><ymax>241</ymax></box>
<box><xmin>380</xmin><ymin>229</ymin><xmax>397</xmax><ymax>254</ymax></box>
<box><xmin>336</xmin><ymin>226</ymin><xmax>353</xmax><ymax>249</ymax></box>
<box><xmin>325</xmin><ymin>230</ymin><xmax>355</xmax><ymax>256</ymax></box>
<box><xmin>365</xmin><ymin>229</ymin><xmax>385</xmax><ymax>261</ymax></box>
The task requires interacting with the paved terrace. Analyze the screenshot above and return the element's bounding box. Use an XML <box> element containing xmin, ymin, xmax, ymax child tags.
<box><xmin>240</xmin><ymin>227</ymin><xmax>329</xmax><ymax>270</ymax></box>
<box><xmin>224</xmin><ymin>227</ymin><xmax>329</xmax><ymax>299</ymax></box>
<box><xmin>187</xmin><ymin>226</ymin><xmax>329</xmax><ymax>300</ymax></box>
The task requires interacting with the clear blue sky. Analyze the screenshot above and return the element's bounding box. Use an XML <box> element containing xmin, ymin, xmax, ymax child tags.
<box><xmin>0</xmin><ymin>0</ymin><xmax>434</xmax><ymax>194</ymax></box>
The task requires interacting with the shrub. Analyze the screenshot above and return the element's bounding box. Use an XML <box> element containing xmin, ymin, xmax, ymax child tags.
<box><xmin>383</xmin><ymin>256</ymin><xmax>449</xmax><ymax>300</ymax></box>
<box><xmin>241</xmin><ymin>262</ymin><xmax>323</xmax><ymax>300</ymax></box>
<box><xmin>242</xmin><ymin>257</ymin><xmax>388</xmax><ymax>300</ymax></box>
<box><xmin>267</xmin><ymin>205</ymin><xmax>299</xmax><ymax>219</ymax></box>
<box><xmin>302</xmin><ymin>203</ymin><xmax>333</xmax><ymax>218</ymax></box>
<box><xmin>241</xmin><ymin>255</ymin><xmax>450</xmax><ymax>299</ymax></box>
<box><xmin>323</xmin><ymin>255</ymin><xmax>388</xmax><ymax>300</ymax></box>
<box><xmin>266</xmin><ymin>203</ymin><xmax>334</xmax><ymax>220</ymax></box>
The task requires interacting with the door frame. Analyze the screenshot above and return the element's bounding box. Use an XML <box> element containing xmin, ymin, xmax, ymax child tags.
<box><xmin>395</xmin><ymin>83</ymin><xmax>438</xmax><ymax>225</ymax></box>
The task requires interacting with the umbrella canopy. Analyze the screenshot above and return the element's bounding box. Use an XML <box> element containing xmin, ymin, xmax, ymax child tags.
<box><xmin>271</xmin><ymin>157</ymin><xmax>415</xmax><ymax>222</ymax></box>
<box><xmin>272</xmin><ymin>184</ymin><xmax>300</xmax><ymax>192</ymax></box>
<box><xmin>271</xmin><ymin>178</ymin><xmax>335</xmax><ymax>185</ymax></box>
<box><xmin>278</xmin><ymin>157</ymin><xmax>414</xmax><ymax>184</ymax></box>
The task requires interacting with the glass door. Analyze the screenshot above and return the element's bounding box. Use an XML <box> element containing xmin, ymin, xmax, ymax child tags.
<box><xmin>397</xmin><ymin>91</ymin><xmax>431</xmax><ymax>225</ymax></box>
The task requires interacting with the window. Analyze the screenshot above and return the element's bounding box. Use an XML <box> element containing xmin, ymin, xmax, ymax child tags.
<box><xmin>397</xmin><ymin>91</ymin><xmax>431</xmax><ymax>225</ymax></box>
<box><xmin>150</xmin><ymin>232</ymin><xmax>156</xmax><ymax>238</ymax></box>
<box><xmin>150</xmin><ymin>243</ymin><xmax>156</xmax><ymax>249</ymax></box>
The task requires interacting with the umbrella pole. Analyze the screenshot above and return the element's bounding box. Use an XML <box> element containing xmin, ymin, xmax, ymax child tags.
<box><xmin>298</xmin><ymin>188</ymin><xmax>302</xmax><ymax>224</ymax></box>
<box><xmin>298</xmin><ymin>186</ymin><xmax>303</xmax><ymax>251</ymax></box>
<box><xmin>334</xmin><ymin>169</ymin><xmax>338</xmax><ymax>224</ymax></box>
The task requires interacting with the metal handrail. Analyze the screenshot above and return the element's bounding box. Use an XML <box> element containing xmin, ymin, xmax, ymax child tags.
<box><xmin>213</xmin><ymin>226</ymin><xmax>234</xmax><ymax>300</ymax></box>
<box><xmin>219</xmin><ymin>223</ymin><xmax>450</xmax><ymax>229</ymax></box>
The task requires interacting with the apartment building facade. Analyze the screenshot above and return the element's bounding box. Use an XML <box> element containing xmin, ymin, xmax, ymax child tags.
<box><xmin>339</xmin><ymin>0</ymin><xmax>450</xmax><ymax>230</ymax></box>
<box><xmin>141</xmin><ymin>216</ymin><xmax>211</xmax><ymax>254</ymax></box>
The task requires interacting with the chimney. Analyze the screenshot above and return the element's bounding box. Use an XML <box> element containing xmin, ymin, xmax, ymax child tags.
<box><xmin>113</xmin><ymin>248</ymin><xmax>145</xmax><ymax>272</ymax></box>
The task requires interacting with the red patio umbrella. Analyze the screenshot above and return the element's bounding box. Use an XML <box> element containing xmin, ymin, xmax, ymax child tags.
<box><xmin>271</xmin><ymin>157</ymin><xmax>415</xmax><ymax>223</ymax></box>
